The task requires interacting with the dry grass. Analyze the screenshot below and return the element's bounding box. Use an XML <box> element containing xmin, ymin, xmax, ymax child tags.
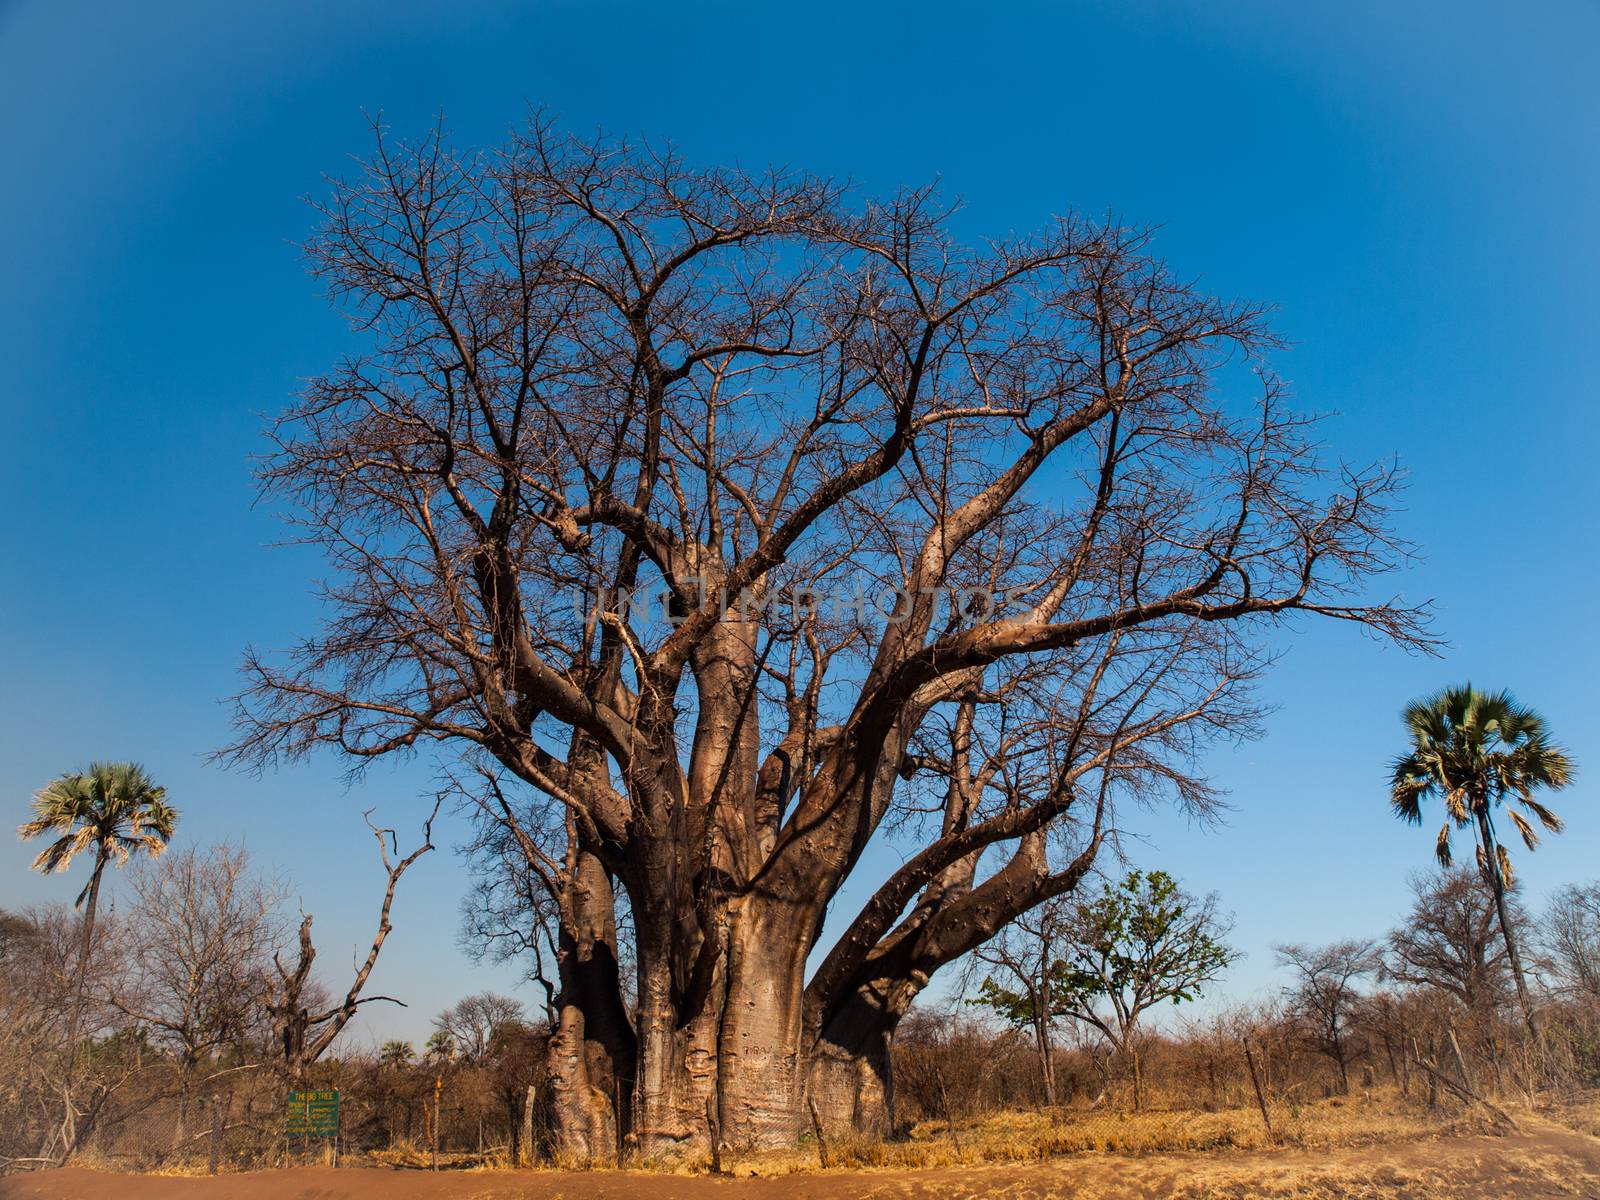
<box><xmin>705</xmin><ymin>1088</ymin><xmax>1495</xmax><ymax>1178</ymax></box>
<box><xmin>1158</xmin><ymin>1143</ymin><xmax>1600</xmax><ymax>1200</ymax></box>
<box><xmin>54</xmin><ymin>1089</ymin><xmax>1588</xmax><ymax>1193</ymax></box>
<box><xmin>1544</xmin><ymin>1088</ymin><xmax>1600</xmax><ymax>1137</ymax></box>
<box><xmin>69</xmin><ymin>1138</ymin><xmax>355</xmax><ymax>1177</ymax></box>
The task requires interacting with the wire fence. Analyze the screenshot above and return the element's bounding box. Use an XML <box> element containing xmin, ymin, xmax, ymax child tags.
<box><xmin>44</xmin><ymin>1065</ymin><xmax>546</xmax><ymax>1174</ymax></box>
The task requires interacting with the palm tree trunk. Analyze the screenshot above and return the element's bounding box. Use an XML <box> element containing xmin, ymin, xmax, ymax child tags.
<box><xmin>55</xmin><ymin>850</ymin><xmax>107</xmax><ymax>1165</ymax></box>
<box><xmin>67</xmin><ymin>851</ymin><xmax>108</xmax><ymax>1050</ymax></box>
<box><xmin>1475</xmin><ymin>810</ymin><xmax>1539</xmax><ymax>1040</ymax></box>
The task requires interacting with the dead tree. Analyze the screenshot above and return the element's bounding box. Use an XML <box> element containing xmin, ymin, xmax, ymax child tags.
<box><xmin>223</xmin><ymin>116</ymin><xmax>1431</xmax><ymax>1153</ymax></box>
<box><xmin>1275</xmin><ymin>940</ymin><xmax>1382</xmax><ymax>1094</ymax></box>
<box><xmin>267</xmin><ymin>803</ymin><xmax>438</xmax><ymax>1080</ymax></box>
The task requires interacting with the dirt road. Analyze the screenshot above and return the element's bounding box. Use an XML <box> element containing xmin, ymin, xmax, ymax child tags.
<box><xmin>6</xmin><ymin>1119</ymin><xmax>1599</xmax><ymax>1199</ymax></box>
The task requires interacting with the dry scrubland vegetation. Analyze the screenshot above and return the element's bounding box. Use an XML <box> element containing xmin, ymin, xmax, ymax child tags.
<box><xmin>6</xmin><ymin>857</ymin><xmax>1600</xmax><ymax>1182</ymax></box>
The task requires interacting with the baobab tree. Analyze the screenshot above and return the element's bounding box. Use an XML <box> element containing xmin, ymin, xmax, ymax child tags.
<box><xmin>224</xmin><ymin>116</ymin><xmax>1428</xmax><ymax>1155</ymax></box>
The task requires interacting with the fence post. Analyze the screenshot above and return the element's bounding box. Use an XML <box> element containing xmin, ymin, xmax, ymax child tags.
<box><xmin>1243</xmin><ymin>1041</ymin><xmax>1277</xmax><ymax>1145</ymax></box>
<box><xmin>432</xmin><ymin>1076</ymin><xmax>442</xmax><ymax>1171</ymax></box>
<box><xmin>808</xmin><ymin>1099</ymin><xmax>831</xmax><ymax>1168</ymax></box>
<box><xmin>208</xmin><ymin>1093</ymin><xmax>224</xmax><ymax>1175</ymax></box>
<box><xmin>521</xmin><ymin>1084</ymin><xmax>535</xmax><ymax>1167</ymax></box>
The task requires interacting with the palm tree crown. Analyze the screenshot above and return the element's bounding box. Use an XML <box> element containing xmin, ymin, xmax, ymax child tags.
<box><xmin>1390</xmin><ymin>684</ymin><xmax>1574</xmax><ymax>883</ymax></box>
<box><xmin>18</xmin><ymin>762</ymin><xmax>178</xmax><ymax>905</ymax></box>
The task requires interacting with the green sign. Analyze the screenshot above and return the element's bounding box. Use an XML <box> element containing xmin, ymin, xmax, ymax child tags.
<box><xmin>285</xmin><ymin>1089</ymin><xmax>340</xmax><ymax>1136</ymax></box>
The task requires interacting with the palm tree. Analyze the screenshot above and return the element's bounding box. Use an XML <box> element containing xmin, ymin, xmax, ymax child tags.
<box><xmin>1390</xmin><ymin>685</ymin><xmax>1574</xmax><ymax>1037</ymax></box>
<box><xmin>18</xmin><ymin>762</ymin><xmax>178</xmax><ymax>1040</ymax></box>
<box><xmin>424</xmin><ymin>1030</ymin><xmax>456</xmax><ymax>1064</ymax></box>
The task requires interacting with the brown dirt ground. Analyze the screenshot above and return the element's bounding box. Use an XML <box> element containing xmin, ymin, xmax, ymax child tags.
<box><xmin>5</xmin><ymin>1118</ymin><xmax>1600</xmax><ymax>1200</ymax></box>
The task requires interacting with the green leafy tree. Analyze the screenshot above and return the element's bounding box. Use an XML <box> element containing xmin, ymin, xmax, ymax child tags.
<box><xmin>1390</xmin><ymin>685</ymin><xmax>1575</xmax><ymax>1036</ymax></box>
<box><xmin>380</xmin><ymin>1040</ymin><xmax>416</xmax><ymax>1068</ymax></box>
<box><xmin>17</xmin><ymin>763</ymin><xmax>178</xmax><ymax>1039</ymax></box>
<box><xmin>973</xmin><ymin>869</ymin><xmax>1236</xmax><ymax>1109</ymax></box>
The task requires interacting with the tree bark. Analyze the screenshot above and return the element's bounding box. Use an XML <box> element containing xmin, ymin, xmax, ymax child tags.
<box><xmin>714</xmin><ymin>900</ymin><xmax>811</xmax><ymax>1147</ymax></box>
<box><xmin>626</xmin><ymin>893</ymin><xmax>815</xmax><ymax>1156</ymax></box>
<box><xmin>519</xmin><ymin>1084</ymin><xmax>535</xmax><ymax>1166</ymax></box>
<box><xmin>548</xmin><ymin>849</ymin><xmax>634</xmax><ymax>1161</ymax></box>
<box><xmin>806</xmin><ymin>825</ymin><xmax>1103</xmax><ymax>1135</ymax></box>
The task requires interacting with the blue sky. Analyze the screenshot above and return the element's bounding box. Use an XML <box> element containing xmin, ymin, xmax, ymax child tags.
<box><xmin>2</xmin><ymin>0</ymin><xmax>1597</xmax><ymax>1047</ymax></box>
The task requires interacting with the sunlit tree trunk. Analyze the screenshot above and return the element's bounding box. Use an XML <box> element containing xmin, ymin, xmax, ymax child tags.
<box><xmin>57</xmin><ymin>850</ymin><xmax>108</xmax><ymax>1162</ymax></box>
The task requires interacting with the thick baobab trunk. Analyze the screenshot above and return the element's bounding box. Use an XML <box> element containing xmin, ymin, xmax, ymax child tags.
<box><xmin>548</xmin><ymin>850</ymin><xmax>635</xmax><ymax>1162</ymax></box>
<box><xmin>804</xmin><ymin>931</ymin><xmax>935</xmax><ymax>1137</ymax></box>
<box><xmin>630</xmin><ymin>896</ymin><xmax>813</xmax><ymax>1156</ymax></box>
<box><xmin>807</xmin><ymin>825</ymin><xmax>1104</xmax><ymax>1135</ymax></box>
<box><xmin>625</xmin><ymin>737</ymin><xmax>727</xmax><ymax>1155</ymax></box>
<box><xmin>624</xmin><ymin>613</ymin><xmax>823</xmax><ymax>1156</ymax></box>
<box><xmin>715</xmin><ymin>900</ymin><xmax>811</xmax><ymax>1147</ymax></box>
<box><xmin>630</xmin><ymin>930</ymin><xmax>718</xmax><ymax>1153</ymax></box>
<box><xmin>806</xmin><ymin>988</ymin><xmax>897</xmax><ymax>1137</ymax></box>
